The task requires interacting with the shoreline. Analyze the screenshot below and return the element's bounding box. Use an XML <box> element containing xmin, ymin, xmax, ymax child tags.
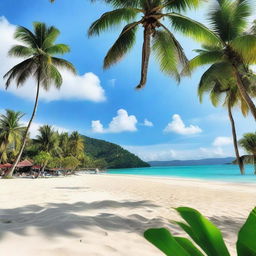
<box><xmin>1</xmin><ymin>174</ymin><xmax>255</xmax><ymax>255</ymax></box>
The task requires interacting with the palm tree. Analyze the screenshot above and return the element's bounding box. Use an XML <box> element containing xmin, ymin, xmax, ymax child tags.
<box><xmin>68</xmin><ymin>131</ymin><xmax>84</xmax><ymax>159</ymax></box>
<box><xmin>3</xmin><ymin>22</ymin><xmax>76</xmax><ymax>177</ymax></box>
<box><xmin>183</xmin><ymin>0</ymin><xmax>256</xmax><ymax>120</ymax></box>
<box><xmin>34</xmin><ymin>125</ymin><xmax>61</xmax><ymax>174</ymax></box>
<box><xmin>0</xmin><ymin>110</ymin><xmax>25</xmax><ymax>163</ymax></box>
<box><xmin>239</xmin><ymin>133</ymin><xmax>256</xmax><ymax>174</ymax></box>
<box><xmin>88</xmin><ymin>0</ymin><xmax>221</xmax><ymax>89</ymax></box>
<box><xmin>58</xmin><ymin>132</ymin><xmax>70</xmax><ymax>157</ymax></box>
<box><xmin>197</xmin><ymin>61</ymin><xmax>255</xmax><ymax>175</ymax></box>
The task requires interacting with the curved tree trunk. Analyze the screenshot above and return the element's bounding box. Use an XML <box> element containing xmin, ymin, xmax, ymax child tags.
<box><xmin>5</xmin><ymin>79</ymin><xmax>40</xmax><ymax>177</ymax></box>
<box><xmin>233</xmin><ymin>65</ymin><xmax>256</xmax><ymax>121</ymax></box>
<box><xmin>136</xmin><ymin>25</ymin><xmax>151</xmax><ymax>89</ymax></box>
<box><xmin>228</xmin><ymin>103</ymin><xmax>245</xmax><ymax>175</ymax></box>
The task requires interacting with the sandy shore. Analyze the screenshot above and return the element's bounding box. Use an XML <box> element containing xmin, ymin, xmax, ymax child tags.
<box><xmin>0</xmin><ymin>174</ymin><xmax>255</xmax><ymax>256</ymax></box>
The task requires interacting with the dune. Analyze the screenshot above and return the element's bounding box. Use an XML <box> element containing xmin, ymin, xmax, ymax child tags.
<box><xmin>0</xmin><ymin>174</ymin><xmax>255</xmax><ymax>255</ymax></box>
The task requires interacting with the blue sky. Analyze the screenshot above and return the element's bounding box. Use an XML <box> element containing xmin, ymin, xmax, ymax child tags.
<box><xmin>0</xmin><ymin>0</ymin><xmax>254</xmax><ymax>161</ymax></box>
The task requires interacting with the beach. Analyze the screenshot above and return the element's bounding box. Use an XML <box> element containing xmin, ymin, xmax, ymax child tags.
<box><xmin>0</xmin><ymin>174</ymin><xmax>255</xmax><ymax>256</ymax></box>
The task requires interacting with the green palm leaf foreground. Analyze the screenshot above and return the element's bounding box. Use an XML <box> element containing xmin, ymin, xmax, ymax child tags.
<box><xmin>239</xmin><ymin>133</ymin><xmax>256</xmax><ymax>174</ymax></box>
<box><xmin>88</xmin><ymin>0</ymin><xmax>219</xmax><ymax>89</ymax></box>
<box><xmin>144</xmin><ymin>206</ymin><xmax>256</xmax><ymax>256</ymax></box>
<box><xmin>0</xmin><ymin>110</ymin><xmax>26</xmax><ymax>164</ymax></box>
<box><xmin>3</xmin><ymin>22</ymin><xmax>76</xmax><ymax>177</ymax></box>
<box><xmin>184</xmin><ymin>0</ymin><xmax>256</xmax><ymax>121</ymax></box>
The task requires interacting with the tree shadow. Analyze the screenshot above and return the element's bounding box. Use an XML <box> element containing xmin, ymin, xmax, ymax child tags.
<box><xmin>209</xmin><ymin>215</ymin><xmax>245</xmax><ymax>238</ymax></box>
<box><xmin>0</xmin><ymin>200</ymin><xmax>165</xmax><ymax>240</ymax></box>
<box><xmin>54</xmin><ymin>186</ymin><xmax>91</xmax><ymax>190</ymax></box>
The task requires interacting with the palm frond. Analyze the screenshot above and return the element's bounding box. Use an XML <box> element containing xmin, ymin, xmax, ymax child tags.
<box><xmin>14</xmin><ymin>26</ymin><xmax>38</xmax><ymax>48</ymax></box>
<box><xmin>46</xmin><ymin>44</ymin><xmax>70</xmax><ymax>55</ymax></box>
<box><xmin>164</xmin><ymin>0</ymin><xmax>200</xmax><ymax>12</ymax></box>
<box><xmin>231</xmin><ymin>35</ymin><xmax>256</xmax><ymax>64</ymax></box>
<box><xmin>166</xmin><ymin>13</ymin><xmax>222</xmax><ymax>46</ymax></box>
<box><xmin>88</xmin><ymin>8</ymin><xmax>140</xmax><ymax>36</ymax></box>
<box><xmin>8</xmin><ymin>45</ymin><xmax>35</xmax><ymax>58</ymax></box>
<box><xmin>51</xmin><ymin>57</ymin><xmax>76</xmax><ymax>74</ymax></box>
<box><xmin>90</xmin><ymin>0</ymin><xmax>142</xmax><ymax>8</ymax></box>
<box><xmin>152</xmin><ymin>27</ymin><xmax>187</xmax><ymax>81</ymax></box>
<box><xmin>183</xmin><ymin>49</ymin><xmax>224</xmax><ymax>75</ymax></box>
<box><xmin>198</xmin><ymin>62</ymin><xmax>233</xmax><ymax>103</ymax></box>
<box><xmin>3</xmin><ymin>58</ymin><xmax>36</xmax><ymax>88</ymax></box>
<box><xmin>209</xmin><ymin>0</ymin><xmax>252</xmax><ymax>42</ymax></box>
<box><xmin>104</xmin><ymin>22</ymin><xmax>139</xmax><ymax>69</ymax></box>
<box><xmin>42</xmin><ymin>26</ymin><xmax>60</xmax><ymax>48</ymax></box>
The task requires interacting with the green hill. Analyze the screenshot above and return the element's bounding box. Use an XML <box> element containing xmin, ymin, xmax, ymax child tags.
<box><xmin>82</xmin><ymin>135</ymin><xmax>150</xmax><ymax>169</ymax></box>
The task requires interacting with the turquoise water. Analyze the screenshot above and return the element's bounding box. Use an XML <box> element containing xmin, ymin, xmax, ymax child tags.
<box><xmin>107</xmin><ymin>165</ymin><xmax>256</xmax><ymax>183</ymax></box>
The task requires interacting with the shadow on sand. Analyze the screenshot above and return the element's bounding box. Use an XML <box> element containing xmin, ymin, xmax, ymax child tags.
<box><xmin>0</xmin><ymin>200</ymin><xmax>165</xmax><ymax>239</ymax></box>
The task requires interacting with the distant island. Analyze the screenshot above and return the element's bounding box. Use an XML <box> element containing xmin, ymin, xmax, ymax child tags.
<box><xmin>83</xmin><ymin>136</ymin><xmax>150</xmax><ymax>169</ymax></box>
<box><xmin>148</xmin><ymin>157</ymin><xmax>236</xmax><ymax>167</ymax></box>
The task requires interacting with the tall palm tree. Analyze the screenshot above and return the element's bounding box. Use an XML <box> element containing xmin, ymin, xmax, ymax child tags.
<box><xmin>68</xmin><ymin>131</ymin><xmax>84</xmax><ymax>159</ymax></box>
<box><xmin>88</xmin><ymin>0</ymin><xmax>220</xmax><ymax>89</ymax></box>
<box><xmin>183</xmin><ymin>0</ymin><xmax>256</xmax><ymax>120</ymax></box>
<box><xmin>196</xmin><ymin>61</ymin><xmax>255</xmax><ymax>175</ymax></box>
<box><xmin>34</xmin><ymin>125</ymin><xmax>61</xmax><ymax>174</ymax></box>
<box><xmin>4</xmin><ymin>22</ymin><xmax>76</xmax><ymax>177</ymax></box>
<box><xmin>0</xmin><ymin>110</ymin><xmax>25</xmax><ymax>164</ymax></box>
<box><xmin>239</xmin><ymin>133</ymin><xmax>256</xmax><ymax>174</ymax></box>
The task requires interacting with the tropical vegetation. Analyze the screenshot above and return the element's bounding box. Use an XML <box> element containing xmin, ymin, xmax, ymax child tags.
<box><xmin>3</xmin><ymin>22</ymin><xmax>76</xmax><ymax>177</ymax></box>
<box><xmin>0</xmin><ymin>110</ymin><xmax>149</xmax><ymax>173</ymax></box>
<box><xmin>196</xmin><ymin>61</ymin><xmax>256</xmax><ymax>175</ymax></box>
<box><xmin>144</xmin><ymin>206</ymin><xmax>256</xmax><ymax>256</ymax></box>
<box><xmin>0</xmin><ymin>110</ymin><xmax>25</xmax><ymax>164</ymax></box>
<box><xmin>239</xmin><ymin>132</ymin><xmax>256</xmax><ymax>174</ymax></box>
<box><xmin>184</xmin><ymin>0</ymin><xmax>256</xmax><ymax>120</ymax></box>
<box><xmin>88</xmin><ymin>0</ymin><xmax>219</xmax><ymax>89</ymax></box>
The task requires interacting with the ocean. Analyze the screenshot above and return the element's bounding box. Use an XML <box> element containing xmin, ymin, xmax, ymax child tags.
<box><xmin>107</xmin><ymin>164</ymin><xmax>256</xmax><ymax>183</ymax></box>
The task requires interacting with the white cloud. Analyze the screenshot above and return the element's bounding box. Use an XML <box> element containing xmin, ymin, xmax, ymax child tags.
<box><xmin>143</xmin><ymin>119</ymin><xmax>154</xmax><ymax>127</ymax></box>
<box><xmin>0</xmin><ymin>17</ymin><xmax>106</xmax><ymax>102</ymax></box>
<box><xmin>91</xmin><ymin>109</ymin><xmax>138</xmax><ymax>133</ymax></box>
<box><xmin>91</xmin><ymin>120</ymin><xmax>104</xmax><ymax>134</ymax></box>
<box><xmin>164</xmin><ymin>114</ymin><xmax>202</xmax><ymax>135</ymax></box>
<box><xmin>123</xmin><ymin>143</ymin><xmax>234</xmax><ymax>162</ymax></box>
<box><xmin>21</xmin><ymin>121</ymin><xmax>69</xmax><ymax>138</ymax></box>
<box><xmin>213</xmin><ymin>136</ymin><xmax>233</xmax><ymax>147</ymax></box>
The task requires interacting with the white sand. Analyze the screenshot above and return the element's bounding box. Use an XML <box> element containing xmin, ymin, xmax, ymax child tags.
<box><xmin>0</xmin><ymin>174</ymin><xmax>255</xmax><ymax>256</ymax></box>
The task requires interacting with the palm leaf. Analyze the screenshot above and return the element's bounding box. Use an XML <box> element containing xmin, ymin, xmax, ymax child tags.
<box><xmin>165</xmin><ymin>13</ymin><xmax>222</xmax><ymax>46</ymax></box>
<box><xmin>152</xmin><ymin>28</ymin><xmax>186</xmax><ymax>81</ymax></box>
<box><xmin>183</xmin><ymin>49</ymin><xmax>224</xmax><ymax>75</ymax></box>
<box><xmin>3</xmin><ymin>58</ymin><xmax>36</xmax><ymax>88</ymax></box>
<box><xmin>231</xmin><ymin>35</ymin><xmax>256</xmax><ymax>64</ymax></box>
<box><xmin>51</xmin><ymin>57</ymin><xmax>76</xmax><ymax>74</ymax></box>
<box><xmin>144</xmin><ymin>228</ymin><xmax>191</xmax><ymax>256</ymax></box>
<box><xmin>88</xmin><ymin>8</ymin><xmax>140</xmax><ymax>36</ymax></box>
<box><xmin>176</xmin><ymin>207</ymin><xmax>231</xmax><ymax>256</ymax></box>
<box><xmin>237</xmin><ymin>207</ymin><xmax>256</xmax><ymax>256</ymax></box>
<box><xmin>104</xmin><ymin>22</ymin><xmax>138</xmax><ymax>68</ymax></box>
<box><xmin>8</xmin><ymin>45</ymin><xmax>35</xmax><ymax>58</ymax></box>
<box><xmin>46</xmin><ymin>44</ymin><xmax>70</xmax><ymax>55</ymax></box>
<box><xmin>164</xmin><ymin>0</ymin><xmax>201</xmax><ymax>12</ymax></box>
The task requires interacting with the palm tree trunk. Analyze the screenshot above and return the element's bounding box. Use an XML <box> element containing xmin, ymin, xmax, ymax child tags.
<box><xmin>233</xmin><ymin>65</ymin><xmax>256</xmax><ymax>121</ymax></box>
<box><xmin>36</xmin><ymin>161</ymin><xmax>47</xmax><ymax>178</ymax></box>
<box><xmin>228</xmin><ymin>103</ymin><xmax>245</xmax><ymax>175</ymax></box>
<box><xmin>136</xmin><ymin>25</ymin><xmax>151</xmax><ymax>89</ymax></box>
<box><xmin>5</xmin><ymin>79</ymin><xmax>41</xmax><ymax>177</ymax></box>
